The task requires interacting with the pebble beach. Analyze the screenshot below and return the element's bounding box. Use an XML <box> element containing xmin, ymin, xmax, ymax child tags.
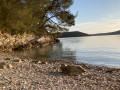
<box><xmin>0</xmin><ymin>53</ymin><xmax>120</xmax><ymax>90</ymax></box>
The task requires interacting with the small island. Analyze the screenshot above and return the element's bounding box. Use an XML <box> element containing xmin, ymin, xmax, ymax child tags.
<box><xmin>59</xmin><ymin>31</ymin><xmax>89</xmax><ymax>38</ymax></box>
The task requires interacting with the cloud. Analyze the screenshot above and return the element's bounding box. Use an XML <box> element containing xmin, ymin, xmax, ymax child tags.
<box><xmin>70</xmin><ymin>19</ymin><xmax>120</xmax><ymax>34</ymax></box>
<box><xmin>108</xmin><ymin>15</ymin><xmax>113</xmax><ymax>18</ymax></box>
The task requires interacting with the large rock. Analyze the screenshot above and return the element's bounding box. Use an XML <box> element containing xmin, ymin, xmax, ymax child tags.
<box><xmin>15</xmin><ymin>36</ymin><xmax>57</xmax><ymax>50</ymax></box>
<box><xmin>0</xmin><ymin>32</ymin><xmax>59</xmax><ymax>51</ymax></box>
<box><xmin>60</xmin><ymin>64</ymin><xmax>85</xmax><ymax>76</ymax></box>
<box><xmin>0</xmin><ymin>33</ymin><xmax>35</xmax><ymax>51</ymax></box>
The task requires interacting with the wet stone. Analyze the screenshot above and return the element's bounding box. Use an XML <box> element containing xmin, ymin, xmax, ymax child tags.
<box><xmin>106</xmin><ymin>70</ymin><xmax>113</xmax><ymax>74</ymax></box>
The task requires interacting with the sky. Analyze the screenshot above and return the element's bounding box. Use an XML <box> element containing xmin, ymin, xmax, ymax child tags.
<box><xmin>69</xmin><ymin>0</ymin><xmax>120</xmax><ymax>34</ymax></box>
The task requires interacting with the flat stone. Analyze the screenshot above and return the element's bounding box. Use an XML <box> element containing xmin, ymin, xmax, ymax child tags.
<box><xmin>60</xmin><ymin>64</ymin><xmax>85</xmax><ymax>76</ymax></box>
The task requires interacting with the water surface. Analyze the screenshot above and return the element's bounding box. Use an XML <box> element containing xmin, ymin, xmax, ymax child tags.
<box><xmin>13</xmin><ymin>35</ymin><xmax>120</xmax><ymax>68</ymax></box>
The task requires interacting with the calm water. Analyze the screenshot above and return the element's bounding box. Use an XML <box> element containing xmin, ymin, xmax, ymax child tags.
<box><xmin>13</xmin><ymin>35</ymin><xmax>120</xmax><ymax>68</ymax></box>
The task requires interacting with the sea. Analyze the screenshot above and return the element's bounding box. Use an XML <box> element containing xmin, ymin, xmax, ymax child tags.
<box><xmin>12</xmin><ymin>35</ymin><xmax>120</xmax><ymax>68</ymax></box>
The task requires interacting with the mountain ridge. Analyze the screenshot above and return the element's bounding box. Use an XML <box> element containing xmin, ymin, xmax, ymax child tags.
<box><xmin>59</xmin><ymin>31</ymin><xmax>89</xmax><ymax>38</ymax></box>
<box><xmin>92</xmin><ymin>30</ymin><xmax>120</xmax><ymax>36</ymax></box>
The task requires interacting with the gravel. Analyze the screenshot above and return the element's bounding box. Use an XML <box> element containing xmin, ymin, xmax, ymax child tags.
<box><xmin>0</xmin><ymin>53</ymin><xmax>120</xmax><ymax>90</ymax></box>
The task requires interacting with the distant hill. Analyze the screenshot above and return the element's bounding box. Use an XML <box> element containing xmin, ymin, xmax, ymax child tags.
<box><xmin>92</xmin><ymin>30</ymin><xmax>120</xmax><ymax>36</ymax></box>
<box><xmin>59</xmin><ymin>31</ymin><xmax>89</xmax><ymax>38</ymax></box>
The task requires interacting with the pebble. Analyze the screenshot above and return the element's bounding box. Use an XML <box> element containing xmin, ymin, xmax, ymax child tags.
<box><xmin>12</xmin><ymin>59</ymin><xmax>22</xmax><ymax>63</ymax></box>
<box><xmin>4</xmin><ymin>58</ymin><xmax>11</xmax><ymax>61</ymax></box>
<box><xmin>7</xmin><ymin>64</ymin><xmax>13</xmax><ymax>69</ymax></box>
<box><xmin>0</xmin><ymin>53</ymin><xmax>120</xmax><ymax>90</ymax></box>
<box><xmin>0</xmin><ymin>62</ymin><xmax>6</xmax><ymax>69</ymax></box>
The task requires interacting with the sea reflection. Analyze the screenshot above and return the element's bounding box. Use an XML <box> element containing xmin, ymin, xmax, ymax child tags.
<box><xmin>13</xmin><ymin>45</ymin><xmax>53</xmax><ymax>59</ymax></box>
<box><xmin>50</xmin><ymin>43</ymin><xmax>76</xmax><ymax>61</ymax></box>
<box><xmin>11</xmin><ymin>35</ymin><xmax>120</xmax><ymax>68</ymax></box>
<box><xmin>12</xmin><ymin>42</ymin><xmax>76</xmax><ymax>61</ymax></box>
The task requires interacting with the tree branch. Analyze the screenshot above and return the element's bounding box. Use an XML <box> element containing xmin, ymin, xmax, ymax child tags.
<box><xmin>38</xmin><ymin>15</ymin><xmax>56</xmax><ymax>30</ymax></box>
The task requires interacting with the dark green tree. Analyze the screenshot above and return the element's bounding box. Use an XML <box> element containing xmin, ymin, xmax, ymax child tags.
<box><xmin>0</xmin><ymin>0</ymin><xmax>76</xmax><ymax>36</ymax></box>
<box><xmin>36</xmin><ymin>0</ymin><xmax>76</xmax><ymax>36</ymax></box>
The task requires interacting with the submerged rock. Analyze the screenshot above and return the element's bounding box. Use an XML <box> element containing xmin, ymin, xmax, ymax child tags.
<box><xmin>60</xmin><ymin>64</ymin><xmax>85</xmax><ymax>76</ymax></box>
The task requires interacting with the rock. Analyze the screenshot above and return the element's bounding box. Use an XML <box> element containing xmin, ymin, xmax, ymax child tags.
<box><xmin>54</xmin><ymin>38</ymin><xmax>60</xmax><ymax>43</ymax></box>
<box><xmin>6</xmin><ymin>64</ymin><xmax>13</xmax><ymax>69</ymax></box>
<box><xmin>42</xmin><ymin>43</ymin><xmax>49</xmax><ymax>47</ymax></box>
<box><xmin>106</xmin><ymin>69</ymin><xmax>113</xmax><ymax>74</ymax></box>
<box><xmin>0</xmin><ymin>62</ymin><xmax>6</xmax><ymax>69</ymax></box>
<box><xmin>0</xmin><ymin>62</ymin><xmax>13</xmax><ymax>69</ymax></box>
<box><xmin>60</xmin><ymin>64</ymin><xmax>85</xmax><ymax>76</ymax></box>
<box><xmin>117</xmin><ymin>79</ymin><xmax>120</xmax><ymax>82</ymax></box>
<box><xmin>12</xmin><ymin>59</ymin><xmax>22</xmax><ymax>63</ymax></box>
<box><xmin>26</xmin><ymin>43</ymin><xmax>33</xmax><ymax>49</ymax></box>
<box><xmin>0</xmin><ymin>32</ymin><xmax>57</xmax><ymax>51</ymax></box>
<box><xmin>0</xmin><ymin>33</ymin><xmax>35</xmax><ymax>51</ymax></box>
<box><xmin>7</xmin><ymin>48</ymin><xmax>12</xmax><ymax>52</ymax></box>
<box><xmin>0</xmin><ymin>83</ymin><xmax>6</xmax><ymax>88</ymax></box>
<box><xmin>0</xmin><ymin>42</ymin><xmax>3</xmax><ymax>46</ymax></box>
<box><xmin>41</xmin><ymin>61</ymin><xmax>47</xmax><ymax>64</ymax></box>
<box><xmin>31</xmin><ymin>60</ymin><xmax>47</xmax><ymax>64</ymax></box>
<box><xmin>4</xmin><ymin>58</ymin><xmax>11</xmax><ymax>61</ymax></box>
<box><xmin>21</xmin><ymin>59</ymin><xmax>26</xmax><ymax>62</ymax></box>
<box><xmin>32</xmin><ymin>60</ymin><xmax>40</xmax><ymax>64</ymax></box>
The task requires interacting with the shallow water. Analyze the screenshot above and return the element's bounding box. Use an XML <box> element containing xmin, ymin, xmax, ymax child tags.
<box><xmin>13</xmin><ymin>35</ymin><xmax>120</xmax><ymax>68</ymax></box>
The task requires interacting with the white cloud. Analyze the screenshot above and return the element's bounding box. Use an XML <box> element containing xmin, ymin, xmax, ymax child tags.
<box><xmin>70</xmin><ymin>19</ymin><xmax>120</xmax><ymax>34</ymax></box>
<box><xmin>108</xmin><ymin>15</ymin><xmax>113</xmax><ymax>18</ymax></box>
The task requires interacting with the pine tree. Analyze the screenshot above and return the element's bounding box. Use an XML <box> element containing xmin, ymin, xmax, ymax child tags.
<box><xmin>0</xmin><ymin>0</ymin><xmax>76</xmax><ymax>36</ymax></box>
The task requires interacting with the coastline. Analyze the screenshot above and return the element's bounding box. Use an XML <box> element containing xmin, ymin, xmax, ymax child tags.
<box><xmin>0</xmin><ymin>32</ymin><xmax>59</xmax><ymax>52</ymax></box>
<box><xmin>0</xmin><ymin>53</ymin><xmax>120</xmax><ymax>90</ymax></box>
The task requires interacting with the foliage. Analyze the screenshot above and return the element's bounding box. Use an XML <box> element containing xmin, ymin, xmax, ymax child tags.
<box><xmin>0</xmin><ymin>0</ymin><xmax>76</xmax><ymax>36</ymax></box>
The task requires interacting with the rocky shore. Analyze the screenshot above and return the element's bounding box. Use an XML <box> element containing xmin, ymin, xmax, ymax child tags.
<box><xmin>0</xmin><ymin>32</ymin><xmax>59</xmax><ymax>52</ymax></box>
<box><xmin>0</xmin><ymin>53</ymin><xmax>120</xmax><ymax>90</ymax></box>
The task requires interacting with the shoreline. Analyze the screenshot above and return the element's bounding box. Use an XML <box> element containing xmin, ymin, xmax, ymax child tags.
<box><xmin>0</xmin><ymin>53</ymin><xmax>120</xmax><ymax>89</ymax></box>
<box><xmin>0</xmin><ymin>32</ymin><xmax>59</xmax><ymax>52</ymax></box>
